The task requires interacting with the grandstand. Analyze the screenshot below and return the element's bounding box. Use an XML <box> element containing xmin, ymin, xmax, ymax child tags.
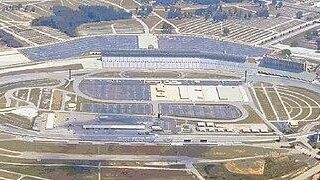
<box><xmin>20</xmin><ymin>35</ymin><xmax>270</xmax><ymax>61</ymax></box>
<box><xmin>20</xmin><ymin>35</ymin><xmax>139</xmax><ymax>61</ymax></box>
<box><xmin>158</xmin><ymin>35</ymin><xmax>270</xmax><ymax>57</ymax></box>
<box><xmin>259</xmin><ymin>58</ymin><xmax>305</xmax><ymax>73</ymax></box>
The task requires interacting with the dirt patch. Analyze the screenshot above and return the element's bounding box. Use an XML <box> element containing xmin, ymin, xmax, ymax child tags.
<box><xmin>100</xmin><ymin>168</ymin><xmax>195</xmax><ymax>180</ymax></box>
<box><xmin>51</xmin><ymin>90</ymin><xmax>63</xmax><ymax>110</ymax></box>
<box><xmin>224</xmin><ymin>159</ymin><xmax>265</xmax><ymax>175</ymax></box>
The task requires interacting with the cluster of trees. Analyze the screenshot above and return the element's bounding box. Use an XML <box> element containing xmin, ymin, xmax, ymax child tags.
<box><xmin>155</xmin><ymin>0</ymin><xmax>178</xmax><ymax>6</ymax></box>
<box><xmin>184</xmin><ymin>0</ymin><xmax>220</xmax><ymax>4</ymax></box>
<box><xmin>162</xmin><ymin>22</ymin><xmax>174</xmax><ymax>34</ymax></box>
<box><xmin>2</xmin><ymin>4</ymin><xmax>36</xmax><ymax>12</ymax></box>
<box><xmin>196</xmin><ymin>5</ymin><xmax>227</xmax><ymax>22</ymax></box>
<box><xmin>167</xmin><ymin>6</ymin><xmax>182</xmax><ymax>19</ymax></box>
<box><xmin>167</xmin><ymin>4</ymin><xmax>257</xmax><ymax>22</ymax></box>
<box><xmin>271</xmin><ymin>0</ymin><xmax>283</xmax><ymax>9</ymax></box>
<box><xmin>256</xmin><ymin>7</ymin><xmax>269</xmax><ymax>18</ymax></box>
<box><xmin>280</xmin><ymin>49</ymin><xmax>291</xmax><ymax>57</ymax></box>
<box><xmin>295</xmin><ymin>11</ymin><xmax>303</xmax><ymax>19</ymax></box>
<box><xmin>226</xmin><ymin>8</ymin><xmax>253</xmax><ymax>19</ymax></box>
<box><xmin>156</xmin><ymin>0</ymin><xmax>286</xmax><ymax>21</ymax></box>
<box><xmin>167</xmin><ymin>4</ymin><xmax>228</xmax><ymax>21</ymax></box>
<box><xmin>137</xmin><ymin>5</ymin><xmax>153</xmax><ymax>18</ymax></box>
<box><xmin>0</xmin><ymin>30</ymin><xmax>24</xmax><ymax>48</ymax></box>
<box><xmin>316</xmin><ymin>39</ymin><xmax>320</xmax><ymax>50</ymax></box>
<box><xmin>31</xmin><ymin>6</ymin><xmax>132</xmax><ymax>37</ymax></box>
<box><xmin>304</xmin><ymin>30</ymin><xmax>320</xmax><ymax>50</ymax></box>
<box><xmin>305</xmin><ymin>30</ymin><xmax>318</xmax><ymax>40</ymax></box>
<box><xmin>156</xmin><ymin>0</ymin><xmax>252</xmax><ymax>5</ymax></box>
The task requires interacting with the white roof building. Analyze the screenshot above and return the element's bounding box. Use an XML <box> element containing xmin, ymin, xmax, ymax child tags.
<box><xmin>197</xmin><ymin>122</ymin><xmax>206</xmax><ymax>127</ymax></box>
<box><xmin>45</xmin><ymin>113</ymin><xmax>55</xmax><ymax>130</ymax></box>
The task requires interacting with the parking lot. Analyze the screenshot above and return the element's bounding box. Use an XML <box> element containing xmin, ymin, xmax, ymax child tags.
<box><xmin>159</xmin><ymin>103</ymin><xmax>242</xmax><ymax>120</ymax></box>
<box><xmin>81</xmin><ymin>103</ymin><xmax>153</xmax><ymax>115</ymax></box>
<box><xmin>79</xmin><ymin>79</ymin><xmax>151</xmax><ymax>101</ymax></box>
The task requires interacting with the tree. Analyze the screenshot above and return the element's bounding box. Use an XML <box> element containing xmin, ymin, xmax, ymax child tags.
<box><xmin>138</xmin><ymin>5</ymin><xmax>153</xmax><ymax>18</ymax></box>
<box><xmin>290</xmin><ymin>41</ymin><xmax>299</xmax><ymax>47</ymax></box>
<box><xmin>184</xmin><ymin>0</ymin><xmax>220</xmax><ymax>5</ymax></box>
<box><xmin>256</xmin><ymin>7</ymin><xmax>269</xmax><ymax>18</ymax></box>
<box><xmin>316</xmin><ymin>38</ymin><xmax>320</xmax><ymax>50</ymax></box>
<box><xmin>276</xmin><ymin>1</ymin><xmax>283</xmax><ymax>8</ymax></box>
<box><xmin>167</xmin><ymin>6</ymin><xmax>181</xmax><ymax>19</ymax></box>
<box><xmin>17</xmin><ymin>3</ymin><xmax>23</xmax><ymax>10</ymax></box>
<box><xmin>295</xmin><ymin>11</ymin><xmax>303</xmax><ymax>19</ymax></box>
<box><xmin>280</xmin><ymin>49</ymin><xmax>291</xmax><ymax>57</ymax></box>
<box><xmin>222</xmin><ymin>27</ymin><xmax>230</xmax><ymax>36</ymax></box>
<box><xmin>31</xmin><ymin>6</ymin><xmax>132</xmax><ymax>37</ymax></box>
<box><xmin>305</xmin><ymin>31</ymin><xmax>318</xmax><ymax>40</ymax></box>
<box><xmin>155</xmin><ymin>0</ymin><xmax>177</xmax><ymax>6</ymax></box>
<box><xmin>162</xmin><ymin>22</ymin><xmax>174</xmax><ymax>34</ymax></box>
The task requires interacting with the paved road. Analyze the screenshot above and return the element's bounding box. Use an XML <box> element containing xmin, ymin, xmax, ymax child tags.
<box><xmin>292</xmin><ymin>162</ymin><xmax>320</xmax><ymax>180</ymax></box>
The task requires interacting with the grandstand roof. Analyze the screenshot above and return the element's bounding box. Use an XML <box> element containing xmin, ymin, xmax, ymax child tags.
<box><xmin>102</xmin><ymin>49</ymin><xmax>247</xmax><ymax>63</ymax></box>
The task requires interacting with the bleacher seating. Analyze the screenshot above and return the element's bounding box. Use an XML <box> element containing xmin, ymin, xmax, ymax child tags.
<box><xmin>20</xmin><ymin>35</ymin><xmax>270</xmax><ymax>62</ymax></box>
<box><xmin>259</xmin><ymin>57</ymin><xmax>305</xmax><ymax>73</ymax></box>
<box><xmin>158</xmin><ymin>36</ymin><xmax>269</xmax><ymax>57</ymax></box>
<box><xmin>20</xmin><ymin>35</ymin><xmax>139</xmax><ymax>61</ymax></box>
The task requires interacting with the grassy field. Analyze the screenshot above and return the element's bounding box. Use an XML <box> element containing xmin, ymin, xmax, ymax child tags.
<box><xmin>56</xmin><ymin>81</ymin><xmax>75</xmax><ymax>93</ymax></box>
<box><xmin>0</xmin><ymin>64</ymin><xmax>83</xmax><ymax>78</ymax></box>
<box><xmin>308</xmin><ymin>108</ymin><xmax>320</xmax><ymax>120</ymax></box>
<box><xmin>90</xmin><ymin>71</ymin><xmax>122</xmax><ymax>78</ymax></box>
<box><xmin>0</xmin><ymin>79</ymin><xmax>60</xmax><ymax>94</ymax></box>
<box><xmin>51</xmin><ymin>90</ymin><xmax>63</xmax><ymax>110</ymax></box>
<box><xmin>196</xmin><ymin>162</ymin><xmax>259</xmax><ymax>179</ymax></box>
<box><xmin>278</xmin><ymin>88</ymin><xmax>317</xmax><ymax>106</ymax></box>
<box><xmin>279</xmin><ymin>92</ymin><xmax>308</xmax><ymax>107</ymax></box>
<box><xmin>266</xmin><ymin>90</ymin><xmax>288</xmax><ymax>120</ymax></box>
<box><xmin>235</xmin><ymin>105</ymin><xmax>265</xmax><ymax>124</ymax></box>
<box><xmin>122</xmin><ymin>70</ymin><xmax>182</xmax><ymax>79</ymax></box>
<box><xmin>254</xmin><ymin>87</ymin><xmax>277</xmax><ymax>120</ymax></box>
<box><xmin>0</xmin><ymin>94</ymin><xmax>7</xmax><ymax>109</ymax></box>
<box><xmin>263</xmin><ymin>155</ymin><xmax>309</xmax><ymax>179</ymax></box>
<box><xmin>0</xmin><ymin>133</ymin><xmax>15</xmax><ymax>139</ymax></box>
<box><xmin>183</xmin><ymin>71</ymin><xmax>241</xmax><ymax>79</ymax></box>
<box><xmin>281</xmin><ymin>25</ymin><xmax>320</xmax><ymax>50</ymax></box>
<box><xmin>0</xmin><ymin>113</ymin><xmax>33</xmax><ymax>130</ymax></box>
<box><xmin>101</xmin><ymin>168</ymin><xmax>195</xmax><ymax>180</ymax></box>
<box><xmin>0</xmin><ymin>170</ymin><xmax>20</xmax><ymax>179</ymax></box>
<box><xmin>16</xmin><ymin>89</ymin><xmax>29</xmax><ymax>101</ymax></box>
<box><xmin>196</xmin><ymin>154</ymin><xmax>310</xmax><ymax>179</ymax></box>
<box><xmin>0</xmin><ymin>164</ymin><xmax>193</xmax><ymax>180</ymax></box>
<box><xmin>293</xmin><ymin>108</ymin><xmax>310</xmax><ymax>121</ymax></box>
<box><xmin>0</xmin><ymin>164</ymin><xmax>98</xmax><ymax>180</ymax></box>
<box><xmin>284</xmin><ymin>86</ymin><xmax>320</xmax><ymax>105</ymax></box>
<box><xmin>65</xmin><ymin>94</ymin><xmax>77</xmax><ymax>111</ymax></box>
<box><xmin>0</xmin><ymin>141</ymin><xmax>286</xmax><ymax>160</ymax></box>
<box><xmin>29</xmin><ymin>88</ymin><xmax>41</xmax><ymax>107</ymax></box>
<box><xmin>290</xmin><ymin>108</ymin><xmax>301</xmax><ymax>118</ymax></box>
<box><xmin>38</xmin><ymin>88</ymin><xmax>52</xmax><ymax>110</ymax></box>
<box><xmin>248</xmin><ymin>87</ymin><xmax>263</xmax><ymax>113</ymax></box>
